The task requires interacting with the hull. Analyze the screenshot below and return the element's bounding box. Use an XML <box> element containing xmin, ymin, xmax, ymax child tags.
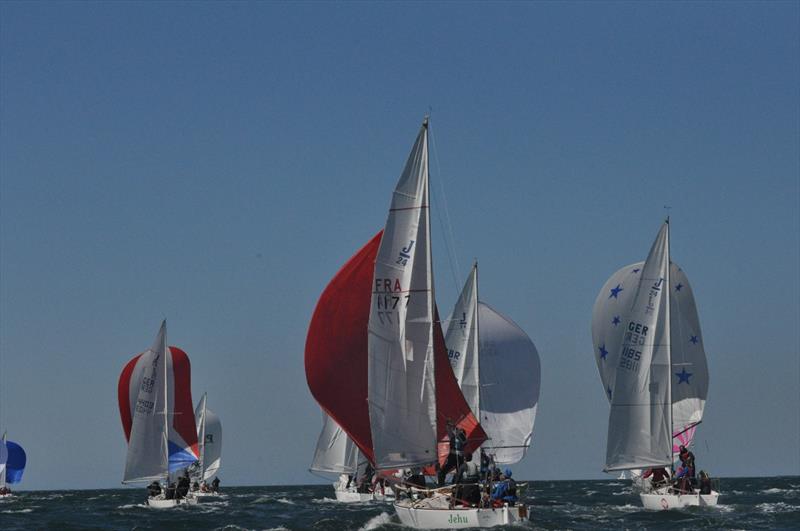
<box><xmin>640</xmin><ymin>488</ymin><xmax>720</xmax><ymax>510</ymax></box>
<box><xmin>193</xmin><ymin>491</ymin><xmax>222</xmax><ymax>502</ymax></box>
<box><xmin>147</xmin><ymin>494</ymin><xmax>198</xmax><ymax>508</ymax></box>
<box><xmin>394</xmin><ymin>500</ymin><xmax>528</xmax><ymax>529</ymax></box>
<box><xmin>333</xmin><ymin>483</ymin><xmax>395</xmax><ymax>503</ymax></box>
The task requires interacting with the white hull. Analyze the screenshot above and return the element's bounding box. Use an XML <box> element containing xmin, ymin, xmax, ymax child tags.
<box><xmin>333</xmin><ymin>480</ymin><xmax>395</xmax><ymax>503</ymax></box>
<box><xmin>193</xmin><ymin>491</ymin><xmax>222</xmax><ymax>502</ymax></box>
<box><xmin>640</xmin><ymin>488</ymin><xmax>720</xmax><ymax>510</ymax></box>
<box><xmin>394</xmin><ymin>500</ymin><xmax>528</xmax><ymax>529</ymax></box>
<box><xmin>0</xmin><ymin>493</ymin><xmax>13</xmax><ymax>499</ymax></box>
<box><xmin>147</xmin><ymin>494</ymin><xmax>198</xmax><ymax>508</ymax></box>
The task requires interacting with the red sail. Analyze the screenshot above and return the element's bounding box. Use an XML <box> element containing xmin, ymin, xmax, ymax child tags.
<box><xmin>305</xmin><ymin>231</ymin><xmax>383</xmax><ymax>463</ymax></box>
<box><xmin>305</xmin><ymin>230</ymin><xmax>486</xmax><ymax>466</ymax></box>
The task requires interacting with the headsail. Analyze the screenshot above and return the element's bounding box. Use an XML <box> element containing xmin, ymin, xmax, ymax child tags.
<box><xmin>311</xmin><ymin>411</ymin><xmax>360</xmax><ymax>476</ymax></box>
<box><xmin>604</xmin><ymin>222</ymin><xmax>673</xmax><ymax>471</ymax></box>
<box><xmin>118</xmin><ymin>321</ymin><xmax>199</xmax><ymax>482</ymax></box>
<box><xmin>195</xmin><ymin>394</ymin><xmax>222</xmax><ymax>481</ymax></box>
<box><xmin>305</xmin><ymin>232</ymin><xmax>383</xmax><ymax>464</ymax></box>
<box><xmin>592</xmin><ymin>237</ymin><xmax>708</xmax><ymax>456</ymax></box>
<box><xmin>476</xmin><ymin>302</ymin><xmax>541</xmax><ymax>465</ymax></box>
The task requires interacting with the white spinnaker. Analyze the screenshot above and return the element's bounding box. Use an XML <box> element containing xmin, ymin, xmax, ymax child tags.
<box><xmin>477</xmin><ymin>302</ymin><xmax>541</xmax><ymax>465</ymax></box>
<box><xmin>368</xmin><ymin>119</ymin><xmax>438</xmax><ymax>470</ymax></box>
<box><xmin>592</xmin><ymin>263</ymin><xmax>708</xmax><ymax>449</ymax></box>
<box><xmin>195</xmin><ymin>396</ymin><xmax>222</xmax><ymax>481</ymax></box>
<box><xmin>311</xmin><ymin>412</ymin><xmax>359</xmax><ymax>475</ymax></box>
<box><xmin>0</xmin><ymin>433</ymin><xmax>7</xmax><ymax>487</ymax></box>
<box><xmin>124</xmin><ymin>321</ymin><xmax>169</xmax><ymax>483</ymax></box>
<box><xmin>605</xmin><ymin>222</ymin><xmax>673</xmax><ymax>472</ymax></box>
<box><xmin>444</xmin><ymin>264</ymin><xmax>480</xmax><ymax>418</ymax></box>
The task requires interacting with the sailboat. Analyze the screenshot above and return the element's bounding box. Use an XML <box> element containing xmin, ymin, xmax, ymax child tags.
<box><xmin>445</xmin><ymin>263</ymin><xmax>541</xmax><ymax>470</ymax></box>
<box><xmin>118</xmin><ymin>320</ymin><xmax>200</xmax><ymax>508</ymax></box>
<box><xmin>306</xmin><ymin>118</ymin><xmax>528</xmax><ymax>528</ymax></box>
<box><xmin>0</xmin><ymin>433</ymin><xmax>26</xmax><ymax>497</ymax></box>
<box><xmin>593</xmin><ymin>220</ymin><xmax>719</xmax><ymax>510</ymax></box>
<box><xmin>310</xmin><ymin>412</ymin><xmax>393</xmax><ymax>502</ymax></box>
<box><xmin>193</xmin><ymin>393</ymin><xmax>222</xmax><ymax>500</ymax></box>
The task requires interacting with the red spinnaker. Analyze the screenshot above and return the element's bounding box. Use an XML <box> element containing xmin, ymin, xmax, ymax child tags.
<box><xmin>305</xmin><ymin>231</ymin><xmax>486</xmax><ymax>467</ymax></box>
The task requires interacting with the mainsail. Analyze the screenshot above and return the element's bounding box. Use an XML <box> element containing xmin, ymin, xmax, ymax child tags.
<box><xmin>603</xmin><ymin>222</ymin><xmax>674</xmax><ymax>472</ymax></box>
<box><xmin>118</xmin><ymin>321</ymin><xmax>199</xmax><ymax>483</ymax></box>
<box><xmin>305</xmin><ymin>119</ymin><xmax>485</xmax><ymax>470</ymax></box>
<box><xmin>445</xmin><ymin>264</ymin><xmax>541</xmax><ymax>465</ymax></box>
<box><xmin>311</xmin><ymin>411</ymin><xmax>360</xmax><ymax>476</ymax></box>
<box><xmin>592</xmin><ymin>226</ymin><xmax>708</xmax><ymax>458</ymax></box>
<box><xmin>195</xmin><ymin>393</ymin><xmax>222</xmax><ymax>481</ymax></box>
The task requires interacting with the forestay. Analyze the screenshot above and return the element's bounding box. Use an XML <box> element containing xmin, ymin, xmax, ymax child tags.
<box><xmin>311</xmin><ymin>411</ymin><xmax>359</xmax><ymax>475</ymax></box>
<box><xmin>604</xmin><ymin>222</ymin><xmax>673</xmax><ymax>471</ymax></box>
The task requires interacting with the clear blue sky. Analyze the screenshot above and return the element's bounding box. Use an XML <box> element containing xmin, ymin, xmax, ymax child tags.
<box><xmin>1</xmin><ymin>2</ymin><xmax>797</xmax><ymax>490</ymax></box>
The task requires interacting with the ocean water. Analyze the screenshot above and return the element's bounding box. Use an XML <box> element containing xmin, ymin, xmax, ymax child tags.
<box><xmin>1</xmin><ymin>476</ymin><xmax>798</xmax><ymax>530</ymax></box>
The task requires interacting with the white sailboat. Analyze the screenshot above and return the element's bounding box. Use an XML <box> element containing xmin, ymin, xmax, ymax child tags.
<box><xmin>365</xmin><ymin>119</ymin><xmax>527</xmax><ymax>528</ymax></box>
<box><xmin>0</xmin><ymin>433</ymin><xmax>26</xmax><ymax>498</ymax></box>
<box><xmin>193</xmin><ymin>393</ymin><xmax>222</xmax><ymax>501</ymax></box>
<box><xmin>305</xmin><ymin>118</ymin><xmax>526</xmax><ymax>528</ymax></box>
<box><xmin>118</xmin><ymin>321</ymin><xmax>200</xmax><ymax>508</ymax></box>
<box><xmin>311</xmin><ymin>412</ymin><xmax>393</xmax><ymax>502</ymax></box>
<box><xmin>595</xmin><ymin>220</ymin><xmax>719</xmax><ymax>510</ymax></box>
<box><xmin>445</xmin><ymin>263</ymin><xmax>541</xmax><ymax>468</ymax></box>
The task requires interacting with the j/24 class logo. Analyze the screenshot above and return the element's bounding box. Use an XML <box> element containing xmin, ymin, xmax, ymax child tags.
<box><xmin>396</xmin><ymin>240</ymin><xmax>415</xmax><ymax>266</ymax></box>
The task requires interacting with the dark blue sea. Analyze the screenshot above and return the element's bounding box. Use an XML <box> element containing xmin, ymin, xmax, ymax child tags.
<box><xmin>1</xmin><ymin>476</ymin><xmax>798</xmax><ymax>530</ymax></box>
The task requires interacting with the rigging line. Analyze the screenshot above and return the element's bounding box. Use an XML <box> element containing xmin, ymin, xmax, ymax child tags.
<box><xmin>427</xmin><ymin>118</ymin><xmax>463</xmax><ymax>294</ymax></box>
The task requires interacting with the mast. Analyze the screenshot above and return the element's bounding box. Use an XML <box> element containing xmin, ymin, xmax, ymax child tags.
<box><xmin>665</xmin><ymin>218</ymin><xmax>674</xmax><ymax>468</ymax></box>
<box><xmin>473</xmin><ymin>261</ymin><xmax>481</xmax><ymax>421</ymax></box>
<box><xmin>162</xmin><ymin>321</ymin><xmax>169</xmax><ymax>483</ymax></box>
<box><xmin>200</xmin><ymin>393</ymin><xmax>207</xmax><ymax>478</ymax></box>
<box><xmin>422</xmin><ymin>116</ymin><xmax>437</xmax><ymax>447</ymax></box>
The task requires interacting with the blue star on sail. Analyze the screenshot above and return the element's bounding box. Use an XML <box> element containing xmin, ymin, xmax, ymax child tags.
<box><xmin>675</xmin><ymin>368</ymin><xmax>693</xmax><ymax>384</ymax></box>
<box><xmin>675</xmin><ymin>283</ymin><xmax>683</xmax><ymax>292</ymax></box>
<box><xmin>612</xmin><ymin>316</ymin><xmax>620</xmax><ymax>326</ymax></box>
<box><xmin>599</xmin><ymin>344</ymin><xmax>608</xmax><ymax>360</ymax></box>
<box><xmin>632</xmin><ymin>268</ymin><xmax>640</xmax><ymax>274</ymax></box>
<box><xmin>690</xmin><ymin>335</ymin><xmax>699</xmax><ymax>344</ymax></box>
<box><xmin>609</xmin><ymin>284</ymin><xmax>623</xmax><ymax>299</ymax></box>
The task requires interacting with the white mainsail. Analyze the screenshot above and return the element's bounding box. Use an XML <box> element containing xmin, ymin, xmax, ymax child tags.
<box><xmin>477</xmin><ymin>302</ymin><xmax>541</xmax><ymax>465</ymax></box>
<box><xmin>311</xmin><ymin>411</ymin><xmax>360</xmax><ymax>475</ymax></box>
<box><xmin>195</xmin><ymin>394</ymin><xmax>222</xmax><ymax>481</ymax></box>
<box><xmin>123</xmin><ymin>320</ymin><xmax>169</xmax><ymax>483</ymax></box>
<box><xmin>367</xmin><ymin>119</ymin><xmax>438</xmax><ymax>470</ymax></box>
<box><xmin>605</xmin><ymin>222</ymin><xmax>673</xmax><ymax>472</ymax></box>
<box><xmin>444</xmin><ymin>264</ymin><xmax>480</xmax><ymax>417</ymax></box>
<box><xmin>0</xmin><ymin>433</ymin><xmax>7</xmax><ymax>488</ymax></box>
<box><xmin>592</xmin><ymin>232</ymin><xmax>708</xmax><ymax>456</ymax></box>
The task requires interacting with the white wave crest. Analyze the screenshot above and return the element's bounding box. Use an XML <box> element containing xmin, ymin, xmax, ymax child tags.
<box><xmin>359</xmin><ymin>511</ymin><xmax>393</xmax><ymax>530</ymax></box>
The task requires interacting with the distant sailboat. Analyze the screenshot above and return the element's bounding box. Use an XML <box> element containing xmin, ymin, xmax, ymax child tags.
<box><xmin>193</xmin><ymin>393</ymin><xmax>222</xmax><ymax>500</ymax></box>
<box><xmin>0</xmin><ymin>433</ymin><xmax>26</xmax><ymax>497</ymax></box>
<box><xmin>593</xmin><ymin>220</ymin><xmax>719</xmax><ymax>510</ymax></box>
<box><xmin>305</xmin><ymin>118</ymin><xmax>527</xmax><ymax>528</ymax></box>
<box><xmin>310</xmin><ymin>412</ymin><xmax>390</xmax><ymax>502</ymax></box>
<box><xmin>118</xmin><ymin>320</ymin><xmax>200</xmax><ymax>508</ymax></box>
<box><xmin>445</xmin><ymin>263</ymin><xmax>541</xmax><ymax>467</ymax></box>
